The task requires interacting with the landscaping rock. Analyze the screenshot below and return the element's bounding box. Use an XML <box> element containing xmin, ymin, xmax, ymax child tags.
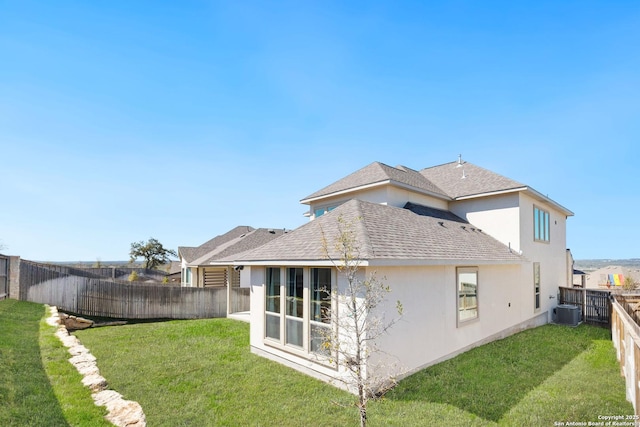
<box><xmin>45</xmin><ymin>305</ymin><xmax>147</xmax><ymax>427</ymax></box>
<box><xmin>93</xmin><ymin>391</ymin><xmax>146</xmax><ymax>427</ymax></box>
<box><xmin>82</xmin><ymin>373</ymin><xmax>108</xmax><ymax>392</ymax></box>
<box><xmin>67</xmin><ymin>344</ymin><xmax>91</xmax><ymax>356</ymax></box>
<box><xmin>62</xmin><ymin>314</ymin><xmax>95</xmax><ymax>330</ymax></box>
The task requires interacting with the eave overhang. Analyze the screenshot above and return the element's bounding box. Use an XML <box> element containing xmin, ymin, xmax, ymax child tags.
<box><xmin>300</xmin><ymin>180</ymin><xmax>450</xmax><ymax>205</ymax></box>
<box><xmin>453</xmin><ymin>186</ymin><xmax>574</xmax><ymax>217</ymax></box>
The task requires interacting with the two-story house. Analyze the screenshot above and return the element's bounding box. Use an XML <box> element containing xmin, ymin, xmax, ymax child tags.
<box><xmin>234</xmin><ymin>158</ymin><xmax>573</xmax><ymax>387</ymax></box>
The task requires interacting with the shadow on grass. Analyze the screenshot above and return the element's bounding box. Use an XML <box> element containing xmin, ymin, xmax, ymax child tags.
<box><xmin>385</xmin><ymin>324</ymin><xmax>611</xmax><ymax>422</ymax></box>
<box><xmin>0</xmin><ymin>300</ymin><xmax>70</xmax><ymax>427</ymax></box>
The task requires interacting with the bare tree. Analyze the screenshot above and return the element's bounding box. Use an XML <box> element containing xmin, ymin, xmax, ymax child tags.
<box><xmin>321</xmin><ymin>215</ymin><xmax>403</xmax><ymax>427</ymax></box>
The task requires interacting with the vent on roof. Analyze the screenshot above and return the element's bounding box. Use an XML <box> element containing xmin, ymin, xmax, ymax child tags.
<box><xmin>457</xmin><ymin>154</ymin><xmax>463</xmax><ymax>167</ymax></box>
<box><xmin>438</xmin><ymin>221</ymin><xmax>444</xmax><ymax>227</ymax></box>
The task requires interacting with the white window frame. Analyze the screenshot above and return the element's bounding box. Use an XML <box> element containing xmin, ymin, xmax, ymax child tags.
<box><xmin>264</xmin><ymin>266</ymin><xmax>335</xmax><ymax>360</ymax></box>
<box><xmin>313</xmin><ymin>205</ymin><xmax>337</xmax><ymax>219</ymax></box>
<box><xmin>457</xmin><ymin>267</ymin><xmax>479</xmax><ymax>326</ymax></box>
<box><xmin>533</xmin><ymin>262</ymin><xmax>541</xmax><ymax>311</ymax></box>
<box><xmin>534</xmin><ymin>205</ymin><xmax>550</xmax><ymax>243</ymax></box>
<box><xmin>183</xmin><ymin>267</ymin><xmax>192</xmax><ymax>287</ymax></box>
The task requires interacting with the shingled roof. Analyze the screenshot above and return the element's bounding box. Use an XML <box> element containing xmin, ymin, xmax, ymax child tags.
<box><xmin>235</xmin><ymin>199</ymin><xmax>524</xmax><ymax>265</ymax></box>
<box><xmin>190</xmin><ymin>228</ymin><xmax>287</xmax><ymax>266</ymax></box>
<box><xmin>178</xmin><ymin>226</ymin><xmax>255</xmax><ymax>263</ymax></box>
<box><xmin>420</xmin><ymin>160</ymin><xmax>526</xmax><ymax>199</ymax></box>
<box><xmin>301</xmin><ymin>162</ymin><xmax>449</xmax><ymax>203</ymax></box>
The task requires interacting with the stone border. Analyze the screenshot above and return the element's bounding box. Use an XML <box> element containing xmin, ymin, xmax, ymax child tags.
<box><xmin>46</xmin><ymin>305</ymin><xmax>146</xmax><ymax>427</ymax></box>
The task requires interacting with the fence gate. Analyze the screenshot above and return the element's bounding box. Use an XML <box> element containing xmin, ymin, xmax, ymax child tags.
<box><xmin>584</xmin><ymin>289</ymin><xmax>611</xmax><ymax>326</ymax></box>
<box><xmin>0</xmin><ymin>255</ymin><xmax>8</xmax><ymax>299</ymax></box>
<box><xmin>558</xmin><ymin>287</ymin><xmax>611</xmax><ymax>326</ymax></box>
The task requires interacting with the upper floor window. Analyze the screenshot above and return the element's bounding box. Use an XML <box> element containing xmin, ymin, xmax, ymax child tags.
<box><xmin>534</xmin><ymin>206</ymin><xmax>550</xmax><ymax>242</ymax></box>
<box><xmin>314</xmin><ymin>206</ymin><xmax>336</xmax><ymax>218</ymax></box>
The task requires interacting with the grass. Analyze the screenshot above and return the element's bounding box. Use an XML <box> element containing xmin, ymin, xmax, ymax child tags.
<box><xmin>0</xmin><ymin>299</ymin><xmax>109</xmax><ymax>427</ymax></box>
<box><xmin>76</xmin><ymin>317</ymin><xmax>634</xmax><ymax>426</ymax></box>
<box><xmin>375</xmin><ymin>324</ymin><xmax>632</xmax><ymax>425</ymax></box>
<box><xmin>1</xmin><ymin>298</ymin><xmax>633</xmax><ymax>426</ymax></box>
<box><xmin>76</xmin><ymin>318</ymin><xmax>357</xmax><ymax>426</ymax></box>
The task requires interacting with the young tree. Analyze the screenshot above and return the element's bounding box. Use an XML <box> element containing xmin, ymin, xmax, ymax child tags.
<box><xmin>321</xmin><ymin>216</ymin><xmax>403</xmax><ymax>427</ymax></box>
<box><xmin>623</xmin><ymin>276</ymin><xmax>638</xmax><ymax>291</ymax></box>
<box><xmin>129</xmin><ymin>238</ymin><xmax>177</xmax><ymax>270</ymax></box>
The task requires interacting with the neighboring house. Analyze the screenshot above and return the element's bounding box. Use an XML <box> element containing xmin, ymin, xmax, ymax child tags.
<box><xmin>234</xmin><ymin>158</ymin><xmax>574</xmax><ymax>386</ymax></box>
<box><xmin>584</xmin><ymin>265</ymin><xmax>640</xmax><ymax>289</ymax></box>
<box><xmin>166</xmin><ymin>261</ymin><xmax>182</xmax><ymax>284</ymax></box>
<box><xmin>178</xmin><ymin>226</ymin><xmax>286</xmax><ymax>315</ymax></box>
<box><xmin>573</xmin><ymin>268</ymin><xmax>587</xmax><ymax>287</ymax></box>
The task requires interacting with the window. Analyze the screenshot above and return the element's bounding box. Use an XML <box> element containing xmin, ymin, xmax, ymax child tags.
<box><xmin>533</xmin><ymin>263</ymin><xmax>541</xmax><ymax>310</ymax></box>
<box><xmin>310</xmin><ymin>268</ymin><xmax>332</xmax><ymax>354</ymax></box>
<box><xmin>265</xmin><ymin>267</ymin><xmax>281</xmax><ymax>340</ymax></box>
<box><xmin>314</xmin><ymin>206</ymin><xmax>337</xmax><ymax>218</ymax></box>
<box><xmin>534</xmin><ymin>206</ymin><xmax>550</xmax><ymax>242</ymax></box>
<box><xmin>285</xmin><ymin>268</ymin><xmax>304</xmax><ymax>347</ymax></box>
<box><xmin>183</xmin><ymin>268</ymin><xmax>192</xmax><ymax>286</ymax></box>
<box><xmin>264</xmin><ymin>266</ymin><xmax>333</xmax><ymax>355</ymax></box>
<box><xmin>457</xmin><ymin>267</ymin><xmax>478</xmax><ymax>323</ymax></box>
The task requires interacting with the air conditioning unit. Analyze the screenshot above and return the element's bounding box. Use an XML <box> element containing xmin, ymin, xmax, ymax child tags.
<box><xmin>556</xmin><ymin>304</ymin><xmax>581</xmax><ymax>326</ymax></box>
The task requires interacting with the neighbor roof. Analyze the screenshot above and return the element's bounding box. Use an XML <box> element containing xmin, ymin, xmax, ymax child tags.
<box><xmin>190</xmin><ymin>228</ymin><xmax>287</xmax><ymax>266</ymax></box>
<box><xmin>235</xmin><ymin>199</ymin><xmax>525</xmax><ymax>266</ymax></box>
<box><xmin>300</xmin><ymin>162</ymin><xmax>449</xmax><ymax>203</ymax></box>
<box><xmin>178</xmin><ymin>226</ymin><xmax>255</xmax><ymax>263</ymax></box>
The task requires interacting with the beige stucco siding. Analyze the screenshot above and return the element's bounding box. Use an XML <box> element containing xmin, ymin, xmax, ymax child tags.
<box><xmin>308</xmin><ymin>185</ymin><xmax>448</xmax><ymax>220</ymax></box>
<box><xmin>448</xmin><ymin>193</ymin><xmax>521</xmax><ymax>252</ymax></box>
<box><xmin>370</xmin><ymin>263</ymin><xmax>540</xmax><ymax>377</ymax></box>
<box><xmin>249</xmin><ymin>262</ymin><xmax>546</xmax><ymax>384</ymax></box>
<box><xmin>518</xmin><ymin>193</ymin><xmax>568</xmax><ymax>314</ymax></box>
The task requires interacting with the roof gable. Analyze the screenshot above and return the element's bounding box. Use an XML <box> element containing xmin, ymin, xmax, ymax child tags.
<box><xmin>420</xmin><ymin>161</ymin><xmax>525</xmax><ymax>199</ymax></box>
<box><xmin>301</xmin><ymin>162</ymin><xmax>448</xmax><ymax>203</ymax></box>
<box><xmin>191</xmin><ymin>228</ymin><xmax>287</xmax><ymax>265</ymax></box>
<box><xmin>178</xmin><ymin>225</ymin><xmax>255</xmax><ymax>263</ymax></box>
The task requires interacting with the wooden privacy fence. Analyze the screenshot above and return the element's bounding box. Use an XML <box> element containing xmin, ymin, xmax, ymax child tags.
<box><xmin>0</xmin><ymin>255</ymin><xmax>8</xmax><ymax>299</ymax></box>
<box><xmin>558</xmin><ymin>286</ymin><xmax>612</xmax><ymax>326</ymax></box>
<box><xmin>19</xmin><ymin>260</ymin><xmax>233</xmax><ymax>319</ymax></box>
<box><xmin>230</xmin><ymin>287</ymin><xmax>250</xmax><ymax>313</ymax></box>
<box><xmin>611</xmin><ymin>295</ymin><xmax>640</xmax><ymax>415</ymax></box>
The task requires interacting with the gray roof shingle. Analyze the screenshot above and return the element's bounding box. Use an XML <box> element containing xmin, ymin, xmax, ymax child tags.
<box><xmin>235</xmin><ymin>199</ymin><xmax>524</xmax><ymax>264</ymax></box>
<box><xmin>191</xmin><ymin>228</ymin><xmax>287</xmax><ymax>265</ymax></box>
<box><xmin>178</xmin><ymin>226</ymin><xmax>255</xmax><ymax>263</ymax></box>
<box><xmin>301</xmin><ymin>162</ymin><xmax>448</xmax><ymax>202</ymax></box>
<box><xmin>420</xmin><ymin>161</ymin><xmax>525</xmax><ymax>199</ymax></box>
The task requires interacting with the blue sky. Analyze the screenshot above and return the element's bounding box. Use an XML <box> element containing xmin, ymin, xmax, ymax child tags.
<box><xmin>1</xmin><ymin>1</ymin><xmax>638</xmax><ymax>262</ymax></box>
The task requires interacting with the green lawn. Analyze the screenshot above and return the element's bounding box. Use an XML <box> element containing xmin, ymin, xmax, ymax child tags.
<box><xmin>76</xmin><ymin>314</ymin><xmax>633</xmax><ymax>426</ymax></box>
<box><xmin>0</xmin><ymin>299</ymin><xmax>633</xmax><ymax>426</ymax></box>
<box><xmin>0</xmin><ymin>300</ymin><xmax>109</xmax><ymax>427</ymax></box>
